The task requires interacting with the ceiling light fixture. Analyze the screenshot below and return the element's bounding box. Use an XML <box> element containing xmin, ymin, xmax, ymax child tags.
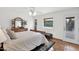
<box><xmin>29</xmin><ymin>7</ymin><xmax>37</xmax><ymax>16</ymax></box>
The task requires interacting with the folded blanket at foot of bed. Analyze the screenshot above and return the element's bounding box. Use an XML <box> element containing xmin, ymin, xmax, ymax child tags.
<box><xmin>31</xmin><ymin>41</ymin><xmax>55</xmax><ymax>51</ymax></box>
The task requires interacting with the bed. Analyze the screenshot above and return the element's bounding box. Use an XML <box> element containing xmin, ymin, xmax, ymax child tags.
<box><xmin>4</xmin><ymin>31</ymin><xmax>53</xmax><ymax>51</ymax></box>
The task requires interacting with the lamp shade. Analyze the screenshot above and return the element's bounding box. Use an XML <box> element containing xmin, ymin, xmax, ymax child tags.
<box><xmin>0</xmin><ymin>28</ymin><xmax>7</xmax><ymax>43</ymax></box>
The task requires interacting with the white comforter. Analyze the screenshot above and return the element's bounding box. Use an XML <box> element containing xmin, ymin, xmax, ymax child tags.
<box><xmin>4</xmin><ymin>31</ymin><xmax>49</xmax><ymax>51</ymax></box>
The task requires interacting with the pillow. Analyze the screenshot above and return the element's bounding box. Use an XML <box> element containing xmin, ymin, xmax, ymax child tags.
<box><xmin>0</xmin><ymin>26</ymin><xmax>10</xmax><ymax>41</ymax></box>
<box><xmin>0</xmin><ymin>28</ymin><xmax>8</xmax><ymax>43</ymax></box>
<box><xmin>6</xmin><ymin>29</ymin><xmax>17</xmax><ymax>39</ymax></box>
<box><xmin>2</xmin><ymin>28</ymin><xmax>11</xmax><ymax>40</ymax></box>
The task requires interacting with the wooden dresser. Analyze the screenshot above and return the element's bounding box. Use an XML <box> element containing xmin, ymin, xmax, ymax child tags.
<box><xmin>11</xmin><ymin>27</ymin><xmax>28</xmax><ymax>32</ymax></box>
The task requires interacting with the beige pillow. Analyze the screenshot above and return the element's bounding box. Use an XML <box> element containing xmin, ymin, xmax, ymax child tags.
<box><xmin>6</xmin><ymin>29</ymin><xmax>17</xmax><ymax>39</ymax></box>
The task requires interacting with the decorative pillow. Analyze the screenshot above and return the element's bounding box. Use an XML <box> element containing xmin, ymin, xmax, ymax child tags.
<box><xmin>6</xmin><ymin>29</ymin><xmax>17</xmax><ymax>39</ymax></box>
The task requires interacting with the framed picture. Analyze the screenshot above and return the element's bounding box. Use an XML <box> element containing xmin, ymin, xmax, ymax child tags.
<box><xmin>44</xmin><ymin>18</ymin><xmax>53</xmax><ymax>27</ymax></box>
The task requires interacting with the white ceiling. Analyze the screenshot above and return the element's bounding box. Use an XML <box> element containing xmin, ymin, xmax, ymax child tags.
<box><xmin>0</xmin><ymin>7</ymin><xmax>73</xmax><ymax>16</ymax></box>
<box><xmin>3</xmin><ymin>7</ymin><xmax>73</xmax><ymax>15</ymax></box>
<box><xmin>33</xmin><ymin>7</ymin><xmax>72</xmax><ymax>15</ymax></box>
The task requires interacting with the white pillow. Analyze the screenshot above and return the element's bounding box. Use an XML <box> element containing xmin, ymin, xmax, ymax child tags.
<box><xmin>0</xmin><ymin>26</ymin><xmax>10</xmax><ymax>41</ymax></box>
<box><xmin>0</xmin><ymin>28</ymin><xmax>8</xmax><ymax>43</ymax></box>
<box><xmin>6</xmin><ymin>29</ymin><xmax>17</xmax><ymax>39</ymax></box>
<box><xmin>2</xmin><ymin>29</ymin><xmax>11</xmax><ymax>40</ymax></box>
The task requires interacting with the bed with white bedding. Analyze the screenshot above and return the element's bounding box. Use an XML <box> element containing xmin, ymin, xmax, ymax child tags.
<box><xmin>4</xmin><ymin>31</ymin><xmax>50</xmax><ymax>51</ymax></box>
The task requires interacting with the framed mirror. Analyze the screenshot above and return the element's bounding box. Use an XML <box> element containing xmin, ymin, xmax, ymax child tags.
<box><xmin>12</xmin><ymin>17</ymin><xmax>27</xmax><ymax>29</ymax></box>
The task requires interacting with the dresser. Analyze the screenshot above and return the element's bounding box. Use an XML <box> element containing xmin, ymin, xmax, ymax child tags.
<box><xmin>11</xmin><ymin>27</ymin><xmax>28</xmax><ymax>32</ymax></box>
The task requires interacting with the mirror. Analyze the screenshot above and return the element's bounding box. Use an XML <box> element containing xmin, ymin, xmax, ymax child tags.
<box><xmin>11</xmin><ymin>17</ymin><xmax>27</xmax><ymax>29</ymax></box>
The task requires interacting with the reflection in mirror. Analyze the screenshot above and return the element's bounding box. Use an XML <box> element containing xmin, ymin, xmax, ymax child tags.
<box><xmin>15</xmin><ymin>21</ymin><xmax>22</xmax><ymax>28</ymax></box>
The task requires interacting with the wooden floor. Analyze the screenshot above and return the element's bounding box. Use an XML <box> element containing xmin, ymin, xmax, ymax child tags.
<box><xmin>51</xmin><ymin>38</ymin><xmax>79</xmax><ymax>51</ymax></box>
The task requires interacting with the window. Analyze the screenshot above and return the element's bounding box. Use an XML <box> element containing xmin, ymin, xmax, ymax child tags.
<box><xmin>66</xmin><ymin>17</ymin><xmax>75</xmax><ymax>31</ymax></box>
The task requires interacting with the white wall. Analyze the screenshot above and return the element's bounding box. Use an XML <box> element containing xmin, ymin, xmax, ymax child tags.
<box><xmin>0</xmin><ymin>7</ymin><xmax>34</xmax><ymax>29</ymax></box>
<box><xmin>34</xmin><ymin>8</ymin><xmax>79</xmax><ymax>44</ymax></box>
